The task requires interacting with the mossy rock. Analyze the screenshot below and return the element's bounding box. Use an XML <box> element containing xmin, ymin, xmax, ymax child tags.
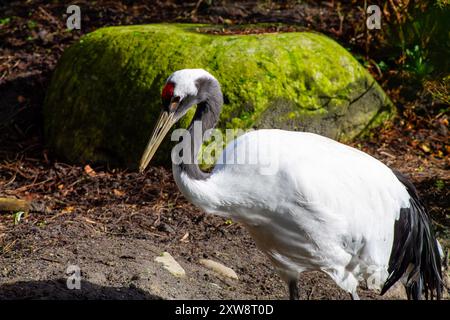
<box><xmin>44</xmin><ymin>24</ymin><xmax>393</xmax><ymax>168</ymax></box>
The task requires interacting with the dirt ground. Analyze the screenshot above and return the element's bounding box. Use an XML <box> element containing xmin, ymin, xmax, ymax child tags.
<box><xmin>0</xmin><ymin>1</ymin><xmax>448</xmax><ymax>300</ymax></box>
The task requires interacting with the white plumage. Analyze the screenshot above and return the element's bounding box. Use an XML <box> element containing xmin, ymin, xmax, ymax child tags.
<box><xmin>174</xmin><ymin>130</ymin><xmax>410</xmax><ymax>294</ymax></box>
<box><xmin>168</xmin><ymin>69</ymin><xmax>215</xmax><ymax>99</ymax></box>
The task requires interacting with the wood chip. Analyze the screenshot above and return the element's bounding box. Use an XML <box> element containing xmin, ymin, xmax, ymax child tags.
<box><xmin>199</xmin><ymin>259</ymin><xmax>238</xmax><ymax>280</ymax></box>
<box><xmin>84</xmin><ymin>164</ymin><xmax>96</xmax><ymax>177</ymax></box>
<box><xmin>0</xmin><ymin>197</ymin><xmax>31</xmax><ymax>213</ymax></box>
<box><xmin>113</xmin><ymin>189</ymin><xmax>125</xmax><ymax>197</ymax></box>
<box><xmin>180</xmin><ymin>232</ymin><xmax>189</xmax><ymax>242</ymax></box>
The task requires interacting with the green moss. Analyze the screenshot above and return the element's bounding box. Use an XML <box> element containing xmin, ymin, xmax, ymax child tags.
<box><xmin>44</xmin><ymin>24</ymin><xmax>393</xmax><ymax>167</ymax></box>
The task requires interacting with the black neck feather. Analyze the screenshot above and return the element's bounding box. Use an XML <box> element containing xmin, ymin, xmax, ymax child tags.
<box><xmin>179</xmin><ymin>81</ymin><xmax>222</xmax><ymax>180</ymax></box>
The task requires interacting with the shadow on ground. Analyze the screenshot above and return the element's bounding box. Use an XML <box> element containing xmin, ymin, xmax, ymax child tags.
<box><xmin>0</xmin><ymin>279</ymin><xmax>161</xmax><ymax>300</ymax></box>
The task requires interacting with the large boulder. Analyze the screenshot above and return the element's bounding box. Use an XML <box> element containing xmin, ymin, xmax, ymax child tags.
<box><xmin>44</xmin><ymin>24</ymin><xmax>393</xmax><ymax>167</ymax></box>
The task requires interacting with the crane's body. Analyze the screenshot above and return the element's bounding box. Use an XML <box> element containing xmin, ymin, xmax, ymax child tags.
<box><xmin>174</xmin><ymin>130</ymin><xmax>410</xmax><ymax>294</ymax></box>
<box><xmin>140</xmin><ymin>69</ymin><xmax>442</xmax><ymax>300</ymax></box>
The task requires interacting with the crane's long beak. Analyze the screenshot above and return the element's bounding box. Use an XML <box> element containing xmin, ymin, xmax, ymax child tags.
<box><xmin>139</xmin><ymin>110</ymin><xmax>176</xmax><ymax>173</ymax></box>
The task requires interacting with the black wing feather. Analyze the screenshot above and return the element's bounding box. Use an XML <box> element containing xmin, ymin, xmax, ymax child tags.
<box><xmin>380</xmin><ymin>170</ymin><xmax>442</xmax><ymax>300</ymax></box>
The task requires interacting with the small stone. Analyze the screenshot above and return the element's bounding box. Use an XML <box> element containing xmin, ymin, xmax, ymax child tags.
<box><xmin>210</xmin><ymin>282</ymin><xmax>222</xmax><ymax>290</ymax></box>
<box><xmin>154</xmin><ymin>252</ymin><xmax>186</xmax><ymax>278</ymax></box>
<box><xmin>199</xmin><ymin>259</ymin><xmax>238</xmax><ymax>280</ymax></box>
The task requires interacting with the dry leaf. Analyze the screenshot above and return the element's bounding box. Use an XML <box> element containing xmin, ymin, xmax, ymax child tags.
<box><xmin>113</xmin><ymin>189</ymin><xmax>125</xmax><ymax>197</ymax></box>
<box><xmin>420</xmin><ymin>144</ymin><xmax>431</xmax><ymax>153</ymax></box>
<box><xmin>84</xmin><ymin>164</ymin><xmax>96</xmax><ymax>177</ymax></box>
<box><xmin>180</xmin><ymin>232</ymin><xmax>189</xmax><ymax>242</ymax></box>
<box><xmin>62</xmin><ymin>206</ymin><xmax>74</xmax><ymax>213</ymax></box>
<box><xmin>83</xmin><ymin>217</ymin><xmax>97</xmax><ymax>224</ymax></box>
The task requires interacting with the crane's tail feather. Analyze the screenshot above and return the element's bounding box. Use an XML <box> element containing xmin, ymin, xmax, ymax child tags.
<box><xmin>380</xmin><ymin>170</ymin><xmax>443</xmax><ymax>300</ymax></box>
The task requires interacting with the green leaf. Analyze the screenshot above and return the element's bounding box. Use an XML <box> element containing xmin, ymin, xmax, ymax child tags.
<box><xmin>14</xmin><ymin>211</ymin><xmax>25</xmax><ymax>225</ymax></box>
<box><xmin>0</xmin><ymin>17</ymin><xmax>11</xmax><ymax>25</ymax></box>
<box><xmin>27</xmin><ymin>20</ymin><xmax>37</xmax><ymax>29</ymax></box>
<box><xmin>435</xmin><ymin>179</ymin><xmax>445</xmax><ymax>191</ymax></box>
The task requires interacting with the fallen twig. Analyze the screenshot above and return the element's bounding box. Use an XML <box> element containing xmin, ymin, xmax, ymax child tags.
<box><xmin>0</xmin><ymin>197</ymin><xmax>31</xmax><ymax>213</ymax></box>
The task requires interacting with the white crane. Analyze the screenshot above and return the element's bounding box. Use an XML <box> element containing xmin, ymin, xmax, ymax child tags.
<box><xmin>139</xmin><ymin>69</ymin><xmax>443</xmax><ymax>300</ymax></box>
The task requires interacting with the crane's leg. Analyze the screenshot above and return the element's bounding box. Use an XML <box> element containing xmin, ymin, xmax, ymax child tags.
<box><xmin>349</xmin><ymin>292</ymin><xmax>360</xmax><ymax>300</ymax></box>
<box><xmin>289</xmin><ymin>280</ymin><xmax>299</xmax><ymax>300</ymax></box>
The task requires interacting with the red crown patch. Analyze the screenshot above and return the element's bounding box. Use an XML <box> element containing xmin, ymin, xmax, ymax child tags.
<box><xmin>162</xmin><ymin>82</ymin><xmax>175</xmax><ymax>102</ymax></box>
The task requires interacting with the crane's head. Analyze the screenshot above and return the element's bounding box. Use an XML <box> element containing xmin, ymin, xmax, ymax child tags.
<box><xmin>139</xmin><ymin>69</ymin><xmax>220</xmax><ymax>172</ymax></box>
